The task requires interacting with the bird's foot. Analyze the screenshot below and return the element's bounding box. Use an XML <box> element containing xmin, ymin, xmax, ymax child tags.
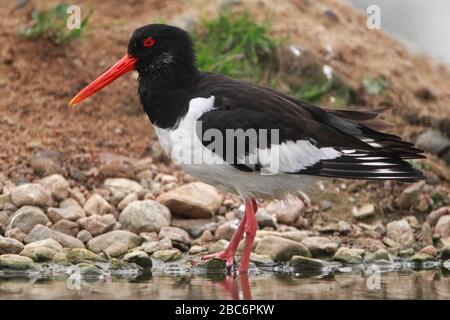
<box><xmin>201</xmin><ymin>250</ymin><xmax>235</xmax><ymax>269</ymax></box>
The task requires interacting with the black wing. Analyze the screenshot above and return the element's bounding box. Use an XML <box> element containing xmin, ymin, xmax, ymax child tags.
<box><xmin>193</xmin><ymin>73</ymin><xmax>425</xmax><ymax>181</ymax></box>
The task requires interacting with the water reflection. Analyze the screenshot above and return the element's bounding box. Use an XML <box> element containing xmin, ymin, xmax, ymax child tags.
<box><xmin>0</xmin><ymin>269</ymin><xmax>449</xmax><ymax>300</ymax></box>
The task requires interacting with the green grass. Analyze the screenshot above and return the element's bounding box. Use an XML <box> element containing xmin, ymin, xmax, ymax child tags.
<box><xmin>193</xmin><ymin>10</ymin><xmax>277</xmax><ymax>81</ymax></box>
<box><xmin>20</xmin><ymin>2</ymin><xmax>92</xmax><ymax>44</ymax></box>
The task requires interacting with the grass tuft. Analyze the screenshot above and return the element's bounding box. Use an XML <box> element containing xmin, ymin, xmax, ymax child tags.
<box><xmin>193</xmin><ymin>10</ymin><xmax>277</xmax><ymax>81</ymax></box>
<box><xmin>20</xmin><ymin>2</ymin><xmax>92</xmax><ymax>44</ymax></box>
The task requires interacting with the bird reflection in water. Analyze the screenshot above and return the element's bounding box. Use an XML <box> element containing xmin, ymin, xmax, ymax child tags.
<box><xmin>217</xmin><ymin>273</ymin><xmax>253</xmax><ymax>300</ymax></box>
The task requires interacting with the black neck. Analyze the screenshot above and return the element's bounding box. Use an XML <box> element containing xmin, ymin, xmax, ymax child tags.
<box><xmin>138</xmin><ymin>69</ymin><xmax>201</xmax><ymax>129</ymax></box>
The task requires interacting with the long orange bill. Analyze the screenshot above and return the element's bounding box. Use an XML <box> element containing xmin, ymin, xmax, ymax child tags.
<box><xmin>69</xmin><ymin>53</ymin><xmax>137</xmax><ymax>107</ymax></box>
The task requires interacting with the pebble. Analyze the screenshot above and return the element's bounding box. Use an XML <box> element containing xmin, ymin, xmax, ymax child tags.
<box><xmin>255</xmin><ymin>208</ymin><xmax>278</xmax><ymax>229</ymax></box>
<box><xmin>47</xmin><ymin>198</ymin><xmax>86</xmax><ymax>223</ymax></box>
<box><xmin>84</xmin><ymin>194</ymin><xmax>111</xmax><ymax>216</ymax></box>
<box><xmin>255</xmin><ymin>235</ymin><xmax>311</xmax><ymax>262</ymax></box>
<box><xmin>420</xmin><ymin>245</ymin><xmax>437</xmax><ymax>257</ymax></box>
<box><xmin>24</xmin><ymin>224</ymin><xmax>84</xmax><ymax>248</ymax></box>
<box><xmin>409</xmin><ymin>253</ymin><xmax>435</xmax><ymax>263</ymax></box>
<box><xmin>395</xmin><ymin>181</ymin><xmax>425</xmax><ymax>209</ymax></box>
<box><xmin>5</xmin><ymin>228</ymin><xmax>26</xmax><ymax>243</ymax></box>
<box><xmin>441</xmin><ymin>238</ymin><xmax>450</xmax><ymax>260</ymax></box>
<box><xmin>51</xmin><ymin>219</ymin><xmax>80</xmax><ymax>237</ymax></box>
<box><xmin>199</xmin><ymin>230</ymin><xmax>215</xmax><ymax>243</ymax></box>
<box><xmin>249</xmin><ymin>254</ymin><xmax>275</xmax><ymax>267</ymax></box>
<box><xmin>386</xmin><ymin>219</ymin><xmax>415</xmax><ymax>249</ymax></box>
<box><xmin>426</xmin><ymin>206</ymin><xmax>450</xmax><ymax>227</ymax></box>
<box><xmin>39</xmin><ymin>174</ymin><xmax>69</xmax><ymax>201</ymax></box>
<box><xmin>20</xmin><ymin>238</ymin><xmax>63</xmax><ymax>262</ymax></box>
<box><xmin>171</xmin><ymin>218</ymin><xmax>217</xmax><ymax>238</ymax></box>
<box><xmin>151</xmin><ymin>249</ymin><xmax>183</xmax><ymax>262</ymax></box>
<box><xmin>65</xmin><ymin>248</ymin><xmax>105</xmax><ymax>264</ymax></box>
<box><xmin>10</xmin><ymin>184</ymin><xmax>51</xmax><ymax>208</ymax></box>
<box><xmin>196</xmin><ymin>258</ymin><xmax>226</xmax><ymax>270</ymax></box>
<box><xmin>352</xmin><ymin>204</ymin><xmax>376</xmax><ymax>220</ymax></box>
<box><xmin>333</xmin><ymin>247</ymin><xmax>364</xmax><ymax>264</ymax></box>
<box><xmin>8</xmin><ymin>205</ymin><xmax>50</xmax><ymax>234</ymax></box>
<box><xmin>86</xmin><ymin>230</ymin><xmax>142</xmax><ymax>254</ymax></box>
<box><xmin>135</xmin><ymin>238</ymin><xmax>173</xmax><ymax>255</ymax></box>
<box><xmin>301</xmin><ymin>236</ymin><xmax>339</xmax><ymax>257</ymax></box>
<box><xmin>123</xmin><ymin>251</ymin><xmax>152</xmax><ymax>268</ymax></box>
<box><xmin>77</xmin><ymin>230</ymin><xmax>93</xmax><ymax>243</ymax></box>
<box><xmin>117</xmin><ymin>193</ymin><xmax>138</xmax><ymax>211</ymax></box>
<box><xmin>398</xmin><ymin>248</ymin><xmax>415</xmax><ymax>258</ymax></box>
<box><xmin>0</xmin><ymin>236</ymin><xmax>24</xmax><ymax>254</ymax></box>
<box><xmin>0</xmin><ymin>254</ymin><xmax>36</xmax><ymax>270</ymax></box>
<box><xmin>265</xmin><ymin>197</ymin><xmax>305</xmax><ymax>226</ymax></box>
<box><xmin>214</xmin><ymin>219</ymin><xmax>238</xmax><ymax>241</ymax></box>
<box><xmin>434</xmin><ymin>215</ymin><xmax>450</xmax><ymax>239</ymax></box>
<box><xmin>104</xmin><ymin>178</ymin><xmax>143</xmax><ymax>203</ymax></box>
<box><xmin>119</xmin><ymin>200</ymin><xmax>171</xmax><ymax>233</ymax></box>
<box><xmin>69</xmin><ymin>188</ymin><xmax>86</xmax><ymax>206</ymax></box>
<box><xmin>156</xmin><ymin>182</ymin><xmax>223</xmax><ymax>219</ymax></box>
<box><xmin>78</xmin><ymin>214</ymin><xmax>116</xmax><ymax>236</ymax></box>
<box><xmin>290</xmin><ymin>255</ymin><xmax>329</xmax><ymax>269</ymax></box>
<box><xmin>159</xmin><ymin>226</ymin><xmax>192</xmax><ymax>252</ymax></box>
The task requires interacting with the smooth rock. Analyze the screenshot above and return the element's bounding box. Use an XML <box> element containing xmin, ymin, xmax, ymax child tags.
<box><xmin>333</xmin><ymin>247</ymin><xmax>364</xmax><ymax>264</ymax></box>
<box><xmin>135</xmin><ymin>238</ymin><xmax>172</xmax><ymax>255</ymax></box>
<box><xmin>427</xmin><ymin>206</ymin><xmax>450</xmax><ymax>227</ymax></box>
<box><xmin>119</xmin><ymin>200</ymin><xmax>171</xmax><ymax>233</ymax></box>
<box><xmin>10</xmin><ymin>184</ymin><xmax>51</xmax><ymax>208</ymax></box>
<box><xmin>364</xmin><ymin>248</ymin><xmax>389</xmax><ymax>263</ymax></box>
<box><xmin>441</xmin><ymin>239</ymin><xmax>450</xmax><ymax>260</ymax></box>
<box><xmin>51</xmin><ymin>252</ymin><xmax>69</xmax><ymax>265</ymax></box>
<box><xmin>104</xmin><ymin>242</ymin><xmax>129</xmax><ymax>258</ymax></box>
<box><xmin>157</xmin><ymin>182</ymin><xmax>223</xmax><ymax>219</ymax></box>
<box><xmin>47</xmin><ymin>198</ymin><xmax>85</xmax><ymax>223</ymax></box>
<box><xmin>87</xmin><ymin>230</ymin><xmax>142</xmax><ymax>254</ymax></box>
<box><xmin>395</xmin><ymin>181</ymin><xmax>425</xmax><ymax>209</ymax></box>
<box><xmin>8</xmin><ymin>206</ymin><xmax>50</xmax><ymax>234</ymax></box>
<box><xmin>249</xmin><ymin>253</ymin><xmax>275</xmax><ymax>267</ymax></box>
<box><xmin>77</xmin><ymin>262</ymin><xmax>103</xmax><ymax>276</ymax></box>
<box><xmin>69</xmin><ymin>188</ymin><xmax>86</xmax><ymax>206</ymax></box>
<box><xmin>386</xmin><ymin>219</ymin><xmax>414</xmax><ymax>249</ymax></box>
<box><xmin>196</xmin><ymin>258</ymin><xmax>226</xmax><ymax>270</ymax></box>
<box><xmin>352</xmin><ymin>204</ymin><xmax>376</xmax><ymax>220</ymax></box>
<box><xmin>290</xmin><ymin>255</ymin><xmax>329</xmax><ymax>269</ymax></box>
<box><xmin>123</xmin><ymin>251</ymin><xmax>152</xmax><ymax>268</ymax></box>
<box><xmin>398</xmin><ymin>248</ymin><xmax>415</xmax><ymax>258</ymax></box>
<box><xmin>20</xmin><ymin>238</ymin><xmax>63</xmax><ymax>262</ymax></box>
<box><xmin>214</xmin><ymin>219</ymin><xmax>238</xmax><ymax>241</ymax></box>
<box><xmin>39</xmin><ymin>174</ymin><xmax>69</xmax><ymax>201</ymax></box>
<box><xmin>159</xmin><ymin>226</ymin><xmax>191</xmax><ymax>252</ymax></box>
<box><xmin>255</xmin><ymin>236</ymin><xmax>311</xmax><ymax>262</ymax></box>
<box><xmin>419</xmin><ymin>222</ymin><xmax>433</xmax><ymax>246</ymax></box>
<box><xmin>0</xmin><ymin>254</ymin><xmax>36</xmax><ymax>270</ymax></box>
<box><xmin>4</xmin><ymin>228</ymin><xmax>26</xmax><ymax>243</ymax></box>
<box><xmin>78</xmin><ymin>214</ymin><xmax>116</xmax><ymax>236</ymax></box>
<box><xmin>265</xmin><ymin>197</ymin><xmax>304</xmax><ymax>226</ymax></box>
<box><xmin>171</xmin><ymin>218</ymin><xmax>217</xmax><ymax>238</ymax></box>
<box><xmin>24</xmin><ymin>224</ymin><xmax>84</xmax><ymax>248</ymax></box>
<box><xmin>77</xmin><ymin>230</ymin><xmax>92</xmax><ymax>243</ymax></box>
<box><xmin>409</xmin><ymin>253</ymin><xmax>435</xmax><ymax>263</ymax></box>
<box><xmin>434</xmin><ymin>215</ymin><xmax>450</xmax><ymax>239</ymax></box>
<box><xmin>0</xmin><ymin>193</ymin><xmax>12</xmax><ymax>210</ymax></box>
<box><xmin>117</xmin><ymin>193</ymin><xmax>138</xmax><ymax>211</ymax></box>
<box><xmin>51</xmin><ymin>219</ymin><xmax>80</xmax><ymax>237</ymax></box>
<box><xmin>109</xmin><ymin>258</ymin><xmax>136</xmax><ymax>272</ymax></box>
<box><xmin>420</xmin><ymin>245</ymin><xmax>437</xmax><ymax>257</ymax></box>
<box><xmin>256</xmin><ymin>208</ymin><xmax>278</xmax><ymax>229</ymax></box>
<box><xmin>151</xmin><ymin>249</ymin><xmax>182</xmax><ymax>262</ymax></box>
<box><xmin>65</xmin><ymin>248</ymin><xmax>105</xmax><ymax>264</ymax></box>
<box><xmin>83</xmin><ymin>194</ymin><xmax>111</xmax><ymax>216</ymax></box>
<box><xmin>301</xmin><ymin>236</ymin><xmax>339</xmax><ymax>257</ymax></box>
<box><xmin>0</xmin><ymin>236</ymin><xmax>24</xmax><ymax>254</ymax></box>
<box><xmin>416</xmin><ymin>129</ymin><xmax>450</xmax><ymax>163</ymax></box>
<box><xmin>104</xmin><ymin>178</ymin><xmax>143</xmax><ymax>203</ymax></box>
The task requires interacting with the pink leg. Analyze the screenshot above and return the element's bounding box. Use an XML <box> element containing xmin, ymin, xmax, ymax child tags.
<box><xmin>202</xmin><ymin>211</ymin><xmax>247</xmax><ymax>267</ymax></box>
<box><xmin>238</xmin><ymin>198</ymin><xmax>258</xmax><ymax>273</ymax></box>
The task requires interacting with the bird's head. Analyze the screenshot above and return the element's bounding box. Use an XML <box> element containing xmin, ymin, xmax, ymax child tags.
<box><xmin>69</xmin><ymin>24</ymin><xmax>196</xmax><ymax>107</ymax></box>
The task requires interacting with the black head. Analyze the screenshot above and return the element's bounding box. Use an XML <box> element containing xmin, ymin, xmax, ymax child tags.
<box><xmin>127</xmin><ymin>24</ymin><xmax>198</xmax><ymax>81</ymax></box>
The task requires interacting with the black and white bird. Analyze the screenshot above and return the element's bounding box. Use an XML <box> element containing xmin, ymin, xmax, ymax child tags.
<box><xmin>70</xmin><ymin>24</ymin><xmax>425</xmax><ymax>272</ymax></box>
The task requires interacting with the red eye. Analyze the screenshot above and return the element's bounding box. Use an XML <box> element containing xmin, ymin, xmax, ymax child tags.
<box><xmin>143</xmin><ymin>37</ymin><xmax>155</xmax><ymax>47</ymax></box>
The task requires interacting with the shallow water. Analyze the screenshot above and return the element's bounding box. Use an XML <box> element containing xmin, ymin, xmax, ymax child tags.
<box><xmin>1</xmin><ymin>267</ymin><xmax>450</xmax><ymax>300</ymax></box>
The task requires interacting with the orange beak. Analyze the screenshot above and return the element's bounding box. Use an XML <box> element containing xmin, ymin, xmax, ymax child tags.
<box><xmin>69</xmin><ymin>53</ymin><xmax>137</xmax><ymax>107</ymax></box>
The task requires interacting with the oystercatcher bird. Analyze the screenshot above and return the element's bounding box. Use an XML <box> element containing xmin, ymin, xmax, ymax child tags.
<box><xmin>69</xmin><ymin>24</ymin><xmax>425</xmax><ymax>272</ymax></box>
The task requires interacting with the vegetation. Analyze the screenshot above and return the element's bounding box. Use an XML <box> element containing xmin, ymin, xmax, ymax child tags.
<box><xmin>193</xmin><ymin>10</ymin><xmax>277</xmax><ymax>81</ymax></box>
<box><xmin>20</xmin><ymin>2</ymin><xmax>92</xmax><ymax>44</ymax></box>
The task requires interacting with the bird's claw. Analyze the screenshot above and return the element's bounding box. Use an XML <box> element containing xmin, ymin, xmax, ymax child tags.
<box><xmin>202</xmin><ymin>250</ymin><xmax>235</xmax><ymax>269</ymax></box>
